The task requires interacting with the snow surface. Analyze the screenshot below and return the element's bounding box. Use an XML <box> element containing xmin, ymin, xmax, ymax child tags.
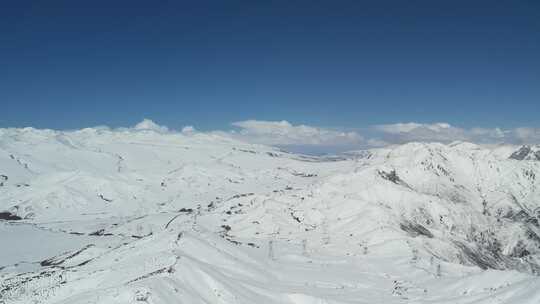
<box><xmin>1</xmin><ymin>127</ymin><xmax>540</xmax><ymax>303</ymax></box>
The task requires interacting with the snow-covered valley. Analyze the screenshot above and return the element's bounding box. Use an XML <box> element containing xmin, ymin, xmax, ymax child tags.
<box><xmin>1</xmin><ymin>127</ymin><xmax>540</xmax><ymax>303</ymax></box>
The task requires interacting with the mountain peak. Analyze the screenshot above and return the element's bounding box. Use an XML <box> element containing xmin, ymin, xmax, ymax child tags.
<box><xmin>509</xmin><ymin>145</ymin><xmax>540</xmax><ymax>161</ymax></box>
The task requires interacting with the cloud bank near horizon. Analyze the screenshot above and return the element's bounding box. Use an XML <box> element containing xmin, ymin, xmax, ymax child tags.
<box><xmin>5</xmin><ymin>119</ymin><xmax>539</xmax><ymax>153</ymax></box>
<box><xmin>372</xmin><ymin>122</ymin><xmax>540</xmax><ymax>146</ymax></box>
<box><xmin>121</xmin><ymin>119</ymin><xmax>540</xmax><ymax>152</ymax></box>
<box><xmin>228</xmin><ymin>120</ymin><xmax>363</xmax><ymax>146</ymax></box>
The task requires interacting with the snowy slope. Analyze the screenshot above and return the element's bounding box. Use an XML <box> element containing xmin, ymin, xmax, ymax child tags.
<box><xmin>1</xmin><ymin>127</ymin><xmax>540</xmax><ymax>303</ymax></box>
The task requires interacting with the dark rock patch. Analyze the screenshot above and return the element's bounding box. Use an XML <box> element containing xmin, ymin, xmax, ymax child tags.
<box><xmin>291</xmin><ymin>212</ymin><xmax>302</xmax><ymax>224</ymax></box>
<box><xmin>0</xmin><ymin>212</ymin><xmax>22</xmax><ymax>220</ymax></box>
<box><xmin>379</xmin><ymin>170</ymin><xmax>401</xmax><ymax>184</ymax></box>
<box><xmin>88</xmin><ymin>229</ymin><xmax>112</xmax><ymax>236</ymax></box>
<box><xmin>510</xmin><ymin>146</ymin><xmax>540</xmax><ymax>161</ymax></box>
<box><xmin>291</xmin><ymin>172</ymin><xmax>317</xmax><ymax>178</ymax></box>
<box><xmin>510</xmin><ymin>240</ymin><xmax>530</xmax><ymax>258</ymax></box>
<box><xmin>40</xmin><ymin>244</ymin><xmax>94</xmax><ymax>267</ymax></box>
<box><xmin>454</xmin><ymin>241</ymin><xmax>507</xmax><ymax>270</ymax></box>
<box><xmin>400</xmin><ymin>222</ymin><xmax>433</xmax><ymax>238</ymax></box>
<box><xmin>221</xmin><ymin>225</ymin><xmax>231</xmax><ymax>232</ymax></box>
<box><xmin>266</xmin><ymin>152</ymin><xmax>280</xmax><ymax>157</ymax></box>
<box><xmin>98</xmin><ymin>194</ymin><xmax>112</xmax><ymax>203</ymax></box>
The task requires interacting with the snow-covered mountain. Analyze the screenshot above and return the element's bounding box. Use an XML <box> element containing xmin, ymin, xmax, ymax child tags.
<box><xmin>1</xmin><ymin>127</ymin><xmax>540</xmax><ymax>303</ymax></box>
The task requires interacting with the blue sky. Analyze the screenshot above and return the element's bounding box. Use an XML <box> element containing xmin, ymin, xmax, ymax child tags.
<box><xmin>1</xmin><ymin>0</ymin><xmax>539</xmax><ymax>135</ymax></box>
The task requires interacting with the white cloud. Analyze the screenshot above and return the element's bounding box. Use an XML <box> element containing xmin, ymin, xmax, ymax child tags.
<box><xmin>512</xmin><ymin>127</ymin><xmax>540</xmax><ymax>143</ymax></box>
<box><xmin>366</xmin><ymin>138</ymin><xmax>390</xmax><ymax>147</ymax></box>
<box><xmin>229</xmin><ymin>120</ymin><xmax>363</xmax><ymax>147</ymax></box>
<box><xmin>375</xmin><ymin>122</ymin><xmax>452</xmax><ymax>134</ymax></box>
<box><xmin>133</xmin><ymin>119</ymin><xmax>169</xmax><ymax>133</ymax></box>
<box><xmin>373</xmin><ymin>122</ymin><xmax>540</xmax><ymax>145</ymax></box>
<box><xmin>373</xmin><ymin>122</ymin><xmax>467</xmax><ymax>143</ymax></box>
<box><xmin>470</xmin><ymin>127</ymin><xmax>506</xmax><ymax>138</ymax></box>
<box><xmin>181</xmin><ymin>125</ymin><xmax>196</xmax><ymax>134</ymax></box>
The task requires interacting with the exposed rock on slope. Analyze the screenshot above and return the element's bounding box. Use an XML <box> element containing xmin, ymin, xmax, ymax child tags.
<box><xmin>510</xmin><ymin>145</ymin><xmax>540</xmax><ymax>161</ymax></box>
